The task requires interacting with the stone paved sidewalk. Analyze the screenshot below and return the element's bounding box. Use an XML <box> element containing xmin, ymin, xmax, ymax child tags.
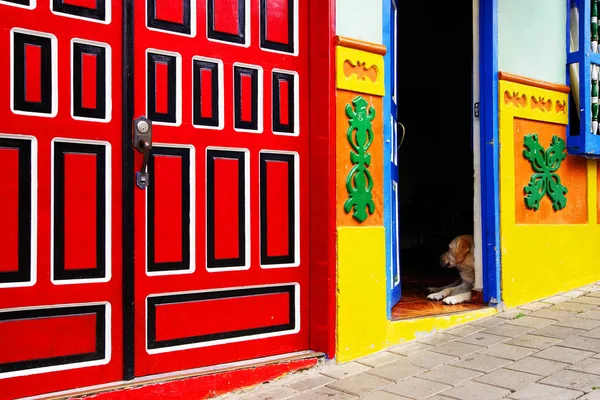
<box><xmin>215</xmin><ymin>282</ymin><xmax>600</xmax><ymax>400</ymax></box>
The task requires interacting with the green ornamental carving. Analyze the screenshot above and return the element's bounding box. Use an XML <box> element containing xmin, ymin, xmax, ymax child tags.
<box><xmin>344</xmin><ymin>95</ymin><xmax>376</xmax><ymax>222</ymax></box>
<box><xmin>523</xmin><ymin>133</ymin><xmax>568</xmax><ymax>211</ymax></box>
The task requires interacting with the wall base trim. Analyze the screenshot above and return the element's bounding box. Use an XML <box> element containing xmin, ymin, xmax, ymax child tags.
<box><xmin>28</xmin><ymin>351</ymin><xmax>323</xmax><ymax>400</ymax></box>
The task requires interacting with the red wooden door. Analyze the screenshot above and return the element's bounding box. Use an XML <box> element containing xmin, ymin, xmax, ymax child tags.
<box><xmin>132</xmin><ymin>0</ymin><xmax>310</xmax><ymax>376</ymax></box>
<box><xmin>0</xmin><ymin>0</ymin><xmax>123</xmax><ymax>398</ymax></box>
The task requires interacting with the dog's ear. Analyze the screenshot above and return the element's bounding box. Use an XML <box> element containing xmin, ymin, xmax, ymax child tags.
<box><xmin>454</xmin><ymin>237</ymin><xmax>471</xmax><ymax>264</ymax></box>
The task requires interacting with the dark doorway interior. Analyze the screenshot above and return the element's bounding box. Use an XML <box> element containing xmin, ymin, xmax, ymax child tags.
<box><xmin>393</xmin><ymin>0</ymin><xmax>479</xmax><ymax>319</ymax></box>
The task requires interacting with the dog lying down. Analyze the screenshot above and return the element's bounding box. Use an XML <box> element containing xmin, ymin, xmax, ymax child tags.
<box><xmin>427</xmin><ymin>235</ymin><xmax>475</xmax><ymax>305</ymax></box>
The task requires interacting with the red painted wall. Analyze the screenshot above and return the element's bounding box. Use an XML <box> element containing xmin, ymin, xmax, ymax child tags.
<box><xmin>74</xmin><ymin>358</ymin><xmax>318</xmax><ymax>400</ymax></box>
<box><xmin>308</xmin><ymin>0</ymin><xmax>337</xmax><ymax>359</ymax></box>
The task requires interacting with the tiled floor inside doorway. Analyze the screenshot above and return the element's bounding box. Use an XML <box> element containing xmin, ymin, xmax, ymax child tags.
<box><xmin>392</xmin><ymin>275</ymin><xmax>486</xmax><ymax>320</ymax></box>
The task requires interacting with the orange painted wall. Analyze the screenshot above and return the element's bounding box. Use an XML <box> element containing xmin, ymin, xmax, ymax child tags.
<box><xmin>513</xmin><ymin>118</ymin><xmax>588</xmax><ymax>225</ymax></box>
<box><xmin>335</xmin><ymin>90</ymin><xmax>383</xmax><ymax>227</ymax></box>
<box><xmin>499</xmin><ymin>76</ymin><xmax>600</xmax><ymax>308</ymax></box>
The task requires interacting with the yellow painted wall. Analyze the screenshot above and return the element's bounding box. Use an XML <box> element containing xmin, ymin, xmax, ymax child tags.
<box><xmin>334</xmin><ymin>40</ymin><xmax>390</xmax><ymax>360</ymax></box>
<box><xmin>336</xmin><ymin>226</ymin><xmax>497</xmax><ymax>362</ymax></box>
<box><xmin>499</xmin><ymin>77</ymin><xmax>600</xmax><ymax>308</ymax></box>
<box><xmin>336</xmin><ymin>227</ymin><xmax>388</xmax><ymax>359</ymax></box>
<box><xmin>333</xmin><ymin>37</ymin><xmax>497</xmax><ymax>363</ymax></box>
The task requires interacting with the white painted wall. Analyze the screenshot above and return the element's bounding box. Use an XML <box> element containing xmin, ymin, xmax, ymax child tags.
<box><xmin>336</xmin><ymin>0</ymin><xmax>383</xmax><ymax>44</ymax></box>
<box><xmin>498</xmin><ymin>0</ymin><xmax>566</xmax><ymax>84</ymax></box>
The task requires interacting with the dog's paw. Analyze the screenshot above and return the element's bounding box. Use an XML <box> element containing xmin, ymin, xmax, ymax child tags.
<box><xmin>427</xmin><ymin>292</ymin><xmax>445</xmax><ymax>301</ymax></box>
<box><xmin>443</xmin><ymin>292</ymin><xmax>471</xmax><ymax>305</ymax></box>
<box><xmin>426</xmin><ymin>287</ymin><xmax>439</xmax><ymax>294</ymax></box>
<box><xmin>442</xmin><ymin>296</ymin><xmax>460</xmax><ymax>305</ymax></box>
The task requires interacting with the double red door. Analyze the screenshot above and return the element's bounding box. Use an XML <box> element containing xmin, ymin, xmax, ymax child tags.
<box><xmin>0</xmin><ymin>0</ymin><xmax>308</xmax><ymax>397</ymax></box>
<box><xmin>132</xmin><ymin>0</ymin><xmax>309</xmax><ymax>377</ymax></box>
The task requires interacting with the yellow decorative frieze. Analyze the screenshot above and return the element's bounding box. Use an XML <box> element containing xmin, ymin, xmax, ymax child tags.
<box><xmin>499</xmin><ymin>80</ymin><xmax>569</xmax><ymax>124</ymax></box>
<box><xmin>335</xmin><ymin>39</ymin><xmax>385</xmax><ymax>97</ymax></box>
<box><xmin>499</xmin><ymin>72</ymin><xmax>569</xmax><ymax>118</ymax></box>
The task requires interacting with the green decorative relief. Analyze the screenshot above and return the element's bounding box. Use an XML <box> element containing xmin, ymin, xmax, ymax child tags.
<box><xmin>523</xmin><ymin>134</ymin><xmax>568</xmax><ymax>211</ymax></box>
<box><xmin>344</xmin><ymin>96</ymin><xmax>376</xmax><ymax>222</ymax></box>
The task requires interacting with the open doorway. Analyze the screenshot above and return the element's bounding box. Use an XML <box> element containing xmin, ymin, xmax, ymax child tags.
<box><xmin>392</xmin><ymin>0</ymin><xmax>486</xmax><ymax>319</ymax></box>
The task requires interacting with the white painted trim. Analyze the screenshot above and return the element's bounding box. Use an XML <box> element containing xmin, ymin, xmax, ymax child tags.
<box><xmin>50</xmin><ymin>0</ymin><xmax>111</xmax><ymax>24</ymax></box>
<box><xmin>204</xmin><ymin>146</ymin><xmax>251</xmax><ymax>272</ymax></box>
<box><xmin>392</xmin><ymin>115</ymin><xmax>398</xmax><ymax>165</ymax></box>
<box><xmin>191</xmin><ymin>56</ymin><xmax>225</xmax><ymax>131</ymax></box>
<box><xmin>391</xmin><ymin>180</ymin><xmax>400</xmax><ymax>288</ymax></box>
<box><xmin>50</xmin><ymin>138</ymin><xmax>112</xmax><ymax>285</ymax></box>
<box><xmin>0</xmin><ymin>133</ymin><xmax>37</xmax><ymax>289</ymax></box>
<box><xmin>259</xmin><ymin>150</ymin><xmax>300</xmax><ymax>269</ymax></box>
<box><xmin>0</xmin><ymin>0</ymin><xmax>35</xmax><ymax>10</ymax></box>
<box><xmin>70</xmin><ymin>38</ymin><xmax>113</xmax><ymax>123</ymax></box>
<box><xmin>145</xmin><ymin>143</ymin><xmax>196</xmax><ymax>277</ymax></box>
<box><xmin>232</xmin><ymin>62</ymin><xmax>264</xmax><ymax>133</ymax></box>
<box><xmin>271</xmin><ymin>68</ymin><xmax>300</xmax><ymax>136</ymax></box>
<box><xmin>205</xmin><ymin>0</ymin><xmax>251</xmax><ymax>48</ymax></box>
<box><xmin>145</xmin><ymin>48</ymin><xmax>183</xmax><ymax>127</ymax></box>
<box><xmin>10</xmin><ymin>28</ymin><xmax>58</xmax><ymax>118</ymax></box>
<box><xmin>392</xmin><ymin>0</ymin><xmax>397</xmax><ymax>103</ymax></box>
<box><xmin>259</xmin><ymin>0</ymin><xmax>299</xmax><ymax>57</ymax></box>
<box><xmin>0</xmin><ymin>301</ymin><xmax>111</xmax><ymax>379</ymax></box>
<box><xmin>145</xmin><ymin>0</ymin><xmax>197</xmax><ymax>38</ymax></box>
<box><xmin>145</xmin><ymin>282</ymin><xmax>301</xmax><ymax>354</ymax></box>
<box><xmin>389</xmin><ymin>118</ymin><xmax>395</xmax><ymax>289</ymax></box>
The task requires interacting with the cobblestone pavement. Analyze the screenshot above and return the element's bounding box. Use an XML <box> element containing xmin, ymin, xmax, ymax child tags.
<box><xmin>215</xmin><ymin>282</ymin><xmax>600</xmax><ymax>400</ymax></box>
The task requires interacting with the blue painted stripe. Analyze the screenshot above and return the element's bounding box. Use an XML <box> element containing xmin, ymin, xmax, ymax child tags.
<box><xmin>579</xmin><ymin>0</ymin><xmax>592</xmax><ymax>146</ymax></box>
<box><xmin>566</xmin><ymin>51</ymin><xmax>579</xmax><ymax>65</ymax></box>
<box><xmin>566</xmin><ymin>0</ymin><xmax>600</xmax><ymax>156</ymax></box>
<box><xmin>590</xmin><ymin>53</ymin><xmax>600</xmax><ymax>65</ymax></box>
<box><xmin>479</xmin><ymin>0</ymin><xmax>501</xmax><ymax>304</ymax></box>
<box><xmin>382</xmin><ymin>0</ymin><xmax>394</xmax><ymax>319</ymax></box>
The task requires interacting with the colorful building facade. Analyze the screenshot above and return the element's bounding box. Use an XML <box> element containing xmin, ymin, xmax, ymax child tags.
<box><xmin>1</xmin><ymin>0</ymin><xmax>600</xmax><ymax>398</ymax></box>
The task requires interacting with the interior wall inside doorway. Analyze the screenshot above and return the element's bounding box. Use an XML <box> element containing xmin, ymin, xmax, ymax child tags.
<box><xmin>397</xmin><ymin>0</ymin><xmax>474</xmax><ymax>288</ymax></box>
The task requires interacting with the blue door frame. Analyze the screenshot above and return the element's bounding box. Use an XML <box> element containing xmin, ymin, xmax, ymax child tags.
<box><xmin>382</xmin><ymin>0</ymin><xmax>501</xmax><ymax>318</ymax></box>
<box><xmin>383</xmin><ymin>0</ymin><xmax>400</xmax><ymax>318</ymax></box>
<box><xmin>478</xmin><ymin>0</ymin><xmax>501</xmax><ymax>305</ymax></box>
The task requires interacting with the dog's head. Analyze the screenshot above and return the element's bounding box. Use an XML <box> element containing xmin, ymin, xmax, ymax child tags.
<box><xmin>440</xmin><ymin>235</ymin><xmax>474</xmax><ymax>268</ymax></box>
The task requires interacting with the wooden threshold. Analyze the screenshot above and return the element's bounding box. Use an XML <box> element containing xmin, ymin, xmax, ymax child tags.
<box><xmin>392</xmin><ymin>289</ymin><xmax>488</xmax><ymax>321</ymax></box>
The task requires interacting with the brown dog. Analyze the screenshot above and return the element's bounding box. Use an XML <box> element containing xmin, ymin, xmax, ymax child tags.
<box><xmin>426</xmin><ymin>235</ymin><xmax>475</xmax><ymax>305</ymax></box>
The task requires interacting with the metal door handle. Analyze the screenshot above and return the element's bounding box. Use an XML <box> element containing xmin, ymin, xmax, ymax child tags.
<box><xmin>133</xmin><ymin>116</ymin><xmax>153</xmax><ymax>189</ymax></box>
